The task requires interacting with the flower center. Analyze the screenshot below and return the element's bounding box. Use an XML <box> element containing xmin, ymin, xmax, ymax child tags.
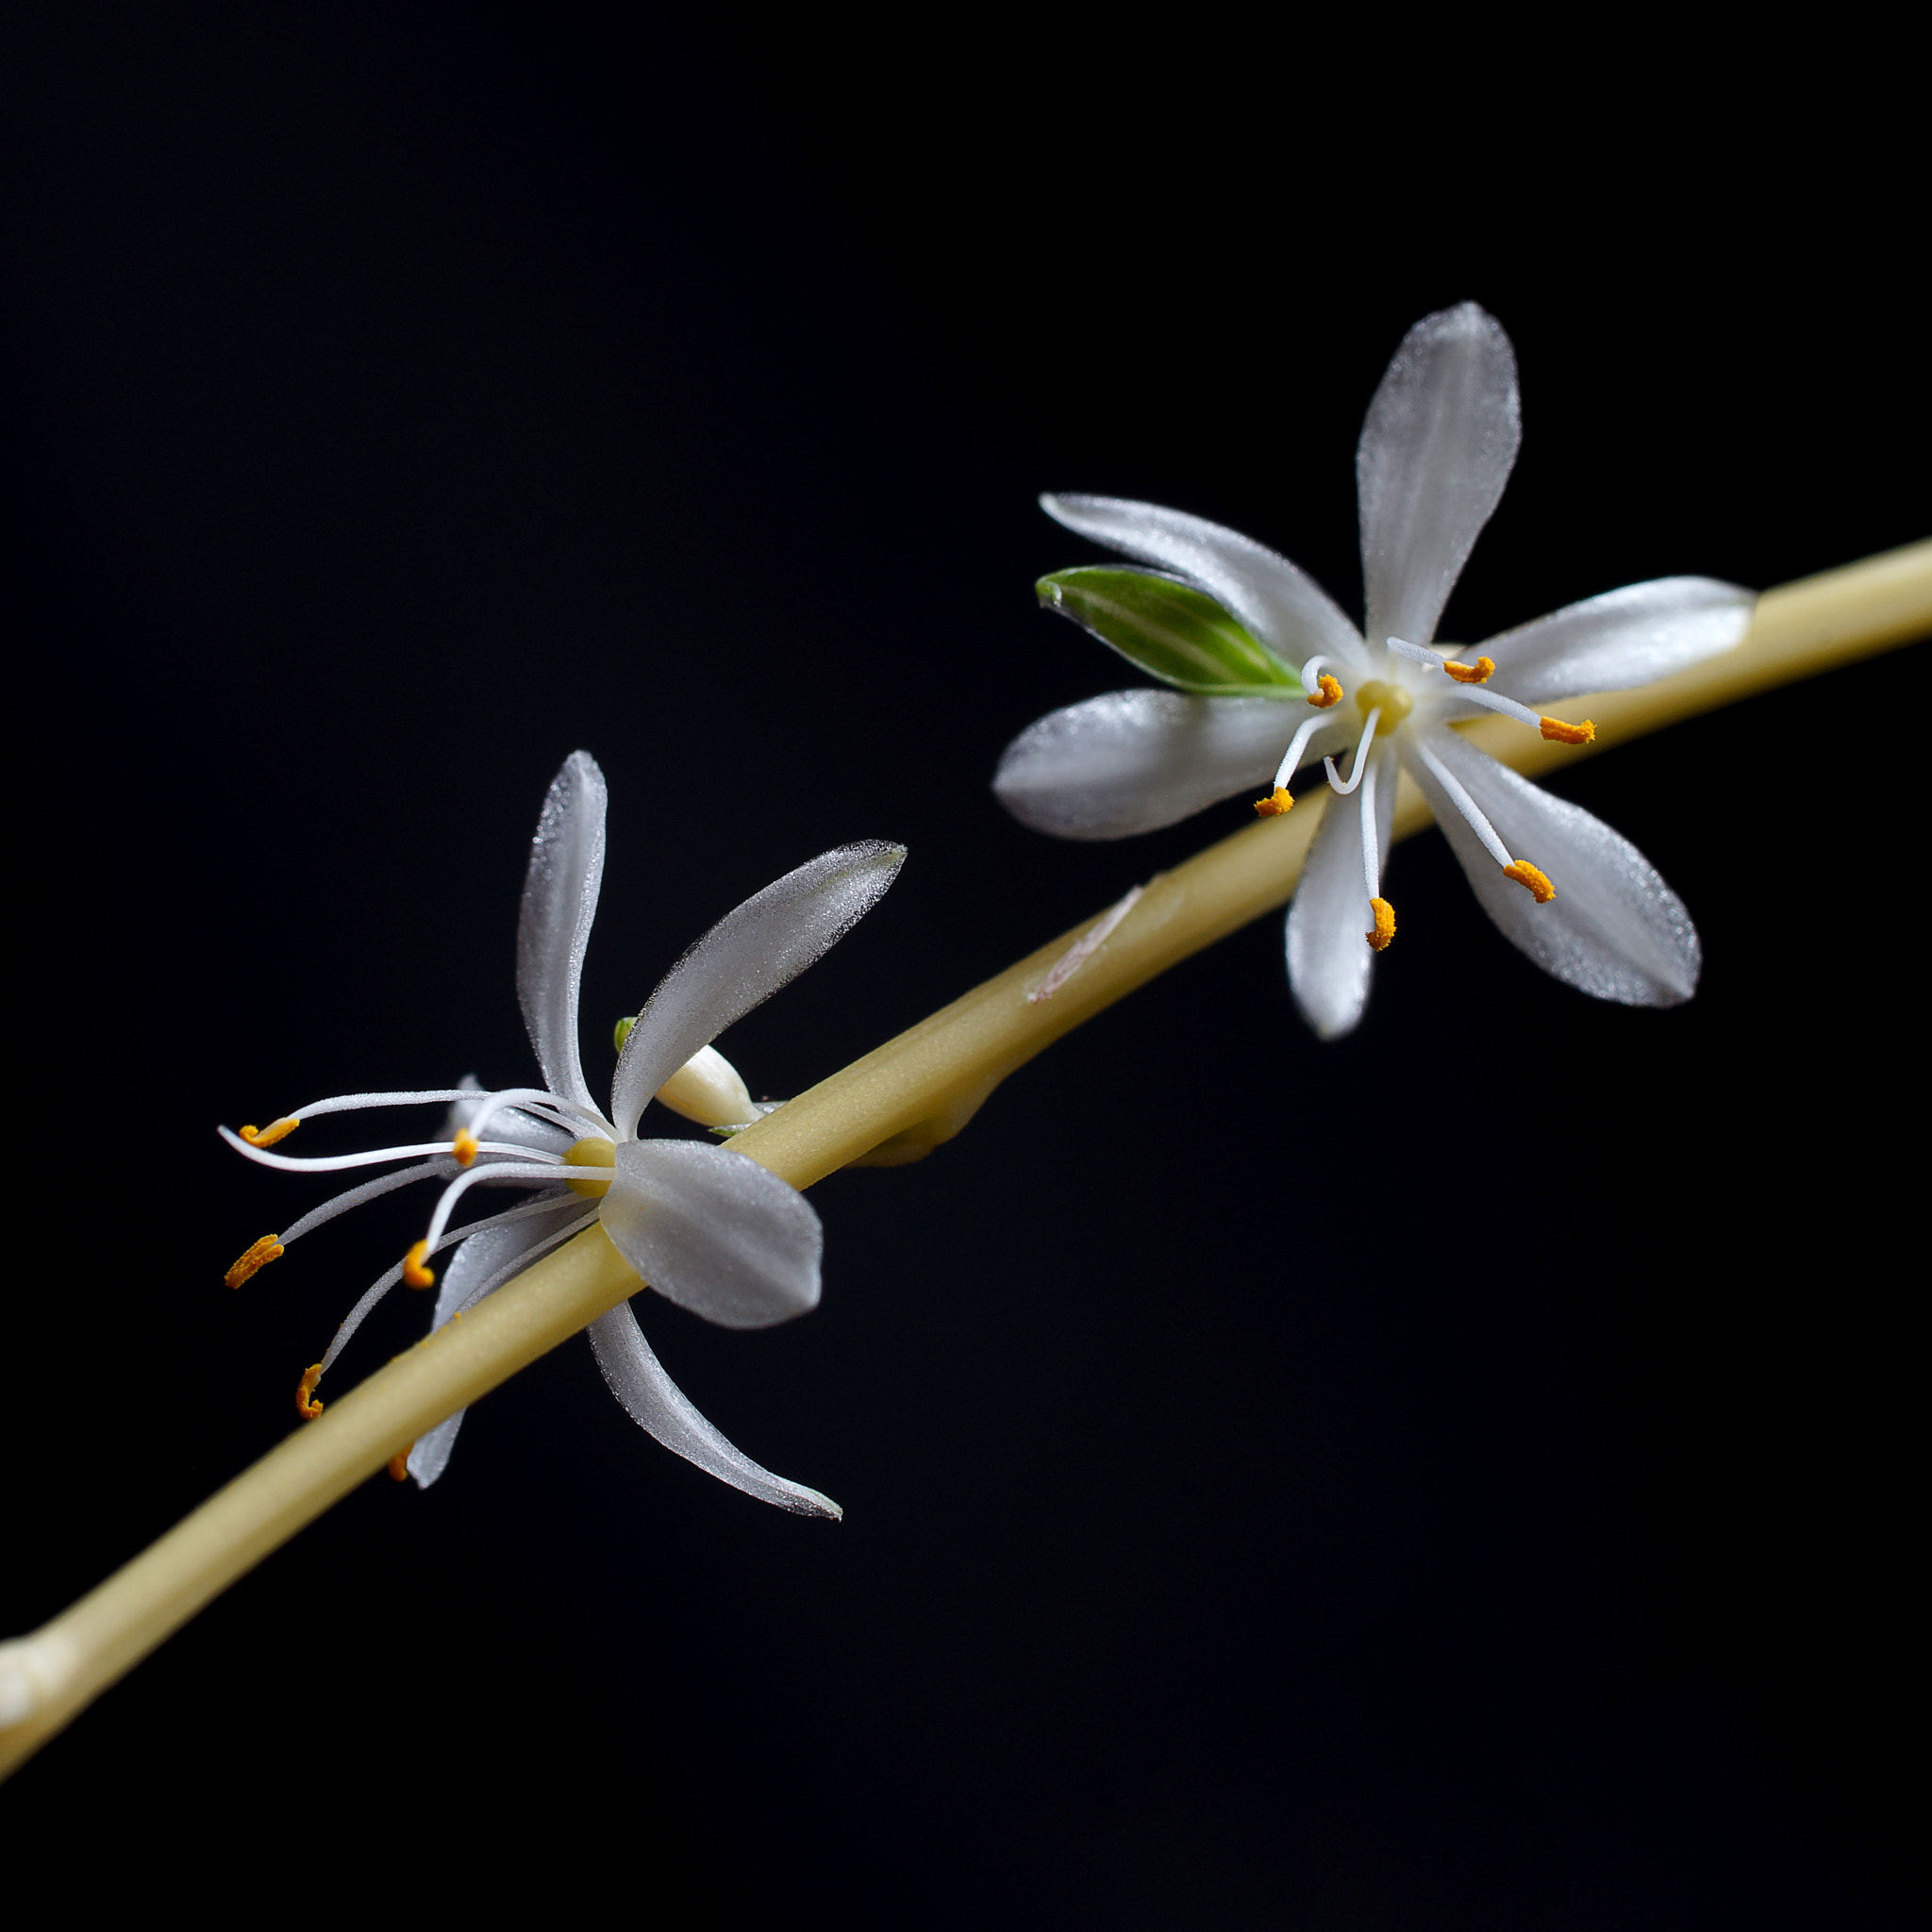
<box><xmin>564</xmin><ymin>1135</ymin><xmax>618</xmax><ymax>1198</ymax></box>
<box><xmin>1353</xmin><ymin>679</ymin><xmax>1412</xmax><ymax>733</ymax></box>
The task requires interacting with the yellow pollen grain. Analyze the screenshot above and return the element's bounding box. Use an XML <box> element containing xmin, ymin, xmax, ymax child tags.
<box><xmin>1253</xmin><ymin>787</ymin><xmax>1294</xmax><ymax>818</ymax></box>
<box><xmin>1444</xmin><ymin>655</ymin><xmax>1494</xmax><ymax>684</ymax></box>
<box><xmin>240</xmin><ymin>1118</ymin><xmax>299</xmax><ymax>1149</ymax></box>
<box><xmin>1365</xmin><ymin>897</ymin><xmax>1396</xmax><ymax>951</ymax></box>
<box><xmin>296</xmin><ymin>1363</ymin><xmax>325</xmax><ymax>1421</ymax></box>
<box><xmin>1503</xmin><ymin>860</ymin><xmax>1556</xmax><ymax>904</ymax></box>
<box><xmin>451</xmin><ymin>1128</ymin><xmax>480</xmax><ymax>1167</ymax></box>
<box><xmin>1307</xmin><ymin>674</ymin><xmax>1343</xmax><ymax>709</ymax></box>
<box><xmin>403</xmin><ymin>1239</ymin><xmax>436</xmax><ymax>1290</ymax></box>
<box><xmin>564</xmin><ymin>1135</ymin><xmax>618</xmax><ymax>1199</ymax></box>
<box><xmin>388</xmin><ymin>1448</ymin><xmax>413</xmax><ymax>1482</ymax></box>
<box><xmin>1539</xmin><ymin>715</ymin><xmax>1595</xmax><ymax>745</ymax></box>
<box><xmin>225</xmin><ymin>1233</ymin><xmax>284</xmax><ymax>1290</ymax></box>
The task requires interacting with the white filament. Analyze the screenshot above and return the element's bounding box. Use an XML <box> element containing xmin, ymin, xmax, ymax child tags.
<box><xmin>280</xmin><ymin>1158</ymin><xmax>456</xmax><ymax>1246</ymax></box>
<box><xmin>318</xmin><ymin>1191</ymin><xmax>581</xmax><ymax>1373</ymax></box>
<box><xmin>217</xmin><ymin>1127</ymin><xmax>557</xmax><ymax>1175</ymax></box>
<box><xmin>1411</xmin><ymin>741</ymin><xmax>1515</xmax><ymax>868</ymax></box>
<box><xmin>421</xmin><ymin>1159</ymin><xmax>597</xmax><ymax>1255</ymax></box>
<box><xmin>1358</xmin><ymin>751</ymin><xmax>1384</xmax><ymax>900</ymax></box>
<box><xmin>1324</xmin><ymin>708</ymin><xmax>1382</xmax><ymax>795</ymax></box>
<box><xmin>1270</xmin><ymin>714</ymin><xmax>1332</xmax><ymax>791</ymax></box>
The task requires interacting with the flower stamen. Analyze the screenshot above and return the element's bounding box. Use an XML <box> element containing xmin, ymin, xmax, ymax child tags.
<box><xmin>241</xmin><ymin>1119</ymin><xmax>298</xmax><ymax>1149</ymax></box>
<box><xmin>403</xmin><ymin>1239</ymin><xmax>435</xmax><ymax>1290</ymax></box>
<box><xmin>1502</xmin><ymin>861</ymin><xmax>1556</xmax><ymax>903</ymax></box>
<box><xmin>451</xmin><ymin>1128</ymin><xmax>480</xmax><ymax>1167</ymax></box>
<box><xmin>1443</xmin><ymin>656</ymin><xmax>1494</xmax><ymax>684</ymax></box>
<box><xmin>1324</xmin><ymin>708</ymin><xmax>1383</xmax><ymax>795</ymax></box>
<box><xmin>1539</xmin><ymin>715</ymin><xmax>1595</xmax><ymax>745</ymax></box>
<box><xmin>1253</xmin><ymin>786</ymin><xmax>1294</xmax><ymax>818</ymax></box>
<box><xmin>1366</xmin><ymin>899</ymin><xmax>1396</xmax><ymax>951</ymax></box>
<box><xmin>388</xmin><ymin>1448</ymin><xmax>413</xmax><ymax>1482</ymax></box>
<box><xmin>1298</xmin><ymin>656</ymin><xmax>1346</xmax><ymax>708</ymax></box>
<box><xmin>296</xmin><ymin>1363</ymin><xmax>325</xmax><ymax>1420</ymax></box>
<box><xmin>225</xmin><ymin>1234</ymin><xmax>284</xmax><ymax>1290</ymax></box>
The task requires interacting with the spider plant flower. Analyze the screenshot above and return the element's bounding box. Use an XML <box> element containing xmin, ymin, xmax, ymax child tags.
<box><xmin>220</xmin><ymin>752</ymin><xmax>905</xmax><ymax>1516</ymax></box>
<box><xmin>993</xmin><ymin>303</ymin><xmax>1755</xmax><ymax>1039</ymax></box>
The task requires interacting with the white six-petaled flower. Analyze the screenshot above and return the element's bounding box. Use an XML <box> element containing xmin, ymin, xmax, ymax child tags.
<box><xmin>993</xmin><ymin>303</ymin><xmax>1755</xmax><ymax>1039</ymax></box>
<box><xmin>222</xmin><ymin>751</ymin><xmax>904</xmax><ymax>1516</ymax></box>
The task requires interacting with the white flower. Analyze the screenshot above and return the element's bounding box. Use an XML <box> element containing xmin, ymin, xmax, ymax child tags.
<box><xmin>222</xmin><ymin>751</ymin><xmax>904</xmax><ymax>1516</ymax></box>
<box><xmin>993</xmin><ymin>303</ymin><xmax>1755</xmax><ymax>1039</ymax></box>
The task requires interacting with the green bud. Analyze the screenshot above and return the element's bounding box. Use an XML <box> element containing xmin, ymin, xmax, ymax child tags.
<box><xmin>613</xmin><ymin>1015</ymin><xmax>636</xmax><ymax>1054</ymax></box>
<box><xmin>1037</xmin><ymin>567</ymin><xmax>1302</xmax><ymax>697</ymax></box>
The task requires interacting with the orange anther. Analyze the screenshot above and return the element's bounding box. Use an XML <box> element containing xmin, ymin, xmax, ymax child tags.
<box><xmin>225</xmin><ymin>1233</ymin><xmax>284</xmax><ymax>1290</ymax></box>
<box><xmin>296</xmin><ymin>1363</ymin><xmax>325</xmax><ymax>1420</ymax></box>
<box><xmin>1539</xmin><ymin>715</ymin><xmax>1595</xmax><ymax>745</ymax></box>
<box><xmin>1307</xmin><ymin>674</ymin><xmax>1343</xmax><ymax>709</ymax></box>
<box><xmin>451</xmin><ymin>1128</ymin><xmax>480</xmax><ymax>1167</ymax></box>
<box><xmin>1503</xmin><ymin>860</ymin><xmax>1555</xmax><ymax>904</ymax></box>
<box><xmin>1253</xmin><ymin>787</ymin><xmax>1294</xmax><ymax>818</ymax></box>
<box><xmin>1365</xmin><ymin>897</ymin><xmax>1396</xmax><ymax>952</ymax></box>
<box><xmin>1443</xmin><ymin>655</ymin><xmax>1494</xmax><ymax>685</ymax></box>
<box><xmin>241</xmin><ymin>1118</ymin><xmax>299</xmax><ymax>1149</ymax></box>
<box><xmin>403</xmin><ymin>1240</ymin><xmax>435</xmax><ymax>1290</ymax></box>
<box><xmin>388</xmin><ymin>1448</ymin><xmax>413</xmax><ymax>1482</ymax></box>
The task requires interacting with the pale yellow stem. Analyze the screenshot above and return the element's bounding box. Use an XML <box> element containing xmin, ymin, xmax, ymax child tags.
<box><xmin>3</xmin><ymin>537</ymin><xmax>1927</xmax><ymax>1778</ymax></box>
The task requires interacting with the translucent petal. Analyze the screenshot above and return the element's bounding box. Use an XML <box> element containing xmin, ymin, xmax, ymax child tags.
<box><xmin>1480</xmin><ymin>577</ymin><xmax>1755</xmax><ymax>708</ymax></box>
<box><xmin>1041</xmin><ymin>493</ymin><xmax>1362</xmax><ymax>663</ymax></box>
<box><xmin>599</xmin><ymin>1139</ymin><xmax>823</xmax><ymax>1330</ymax></box>
<box><xmin>1284</xmin><ymin>745</ymin><xmax>1397</xmax><ymax>1040</ymax></box>
<box><xmin>407</xmin><ymin>1194</ymin><xmax>586</xmax><ymax>1488</ymax></box>
<box><xmin>993</xmin><ymin>689</ymin><xmax>1309</xmax><ymax>840</ymax></box>
<box><xmin>516</xmin><ymin>751</ymin><xmax>607</xmax><ymax>1115</ymax></box>
<box><xmin>587</xmin><ymin>1303</ymin><xmax>840</xmax><ymax>1517</ymax></box>
<box><xmin>1405</xmin><ymin>727</ymin><xmax>1699</xmax><ymax>1005</ymax></box>
<box><xmin>608</xmin><ymin>843</ymin><xmax>904</xmax><ymax>1139</ymax></box>
<box><xmin>1357</xmin><ymin>304</ymin><xmax>1520</xmax><ymax>651</ymax></box>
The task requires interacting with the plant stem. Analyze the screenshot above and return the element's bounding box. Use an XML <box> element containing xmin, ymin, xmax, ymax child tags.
<box><xmin>4</xmin><ymin>536</ymin><xmax>1928</xmax><ymax>1777</ymax></box>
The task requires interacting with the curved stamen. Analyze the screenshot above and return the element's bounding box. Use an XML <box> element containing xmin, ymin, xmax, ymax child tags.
<box><xmin>217</xmin><ymin>1127</ymin><xmax>563</xmax><ymax>1175</ymax></box>
<box><xmin>1443</xmin><ymin>656</ymin><xmax>1494</xmax><ymax>685</ymax></box>
<box><xmin>1411</xmin><ymin>741</ymin><xmax>1515</xmax><ymax>870</ymax></box>
<box><xmin>420</xmin><ymin>1159</ymin><xmax>601</xmax><ymax>1257</ymax></box>
<box><xmin>240</xmin><ymin>1120</ymin><xmax>298</xmax><ymax>1149</ymax></box>
<box><xmin>1272</xmin><ymin>713</ymin><xmax>1333</xmax><ymax>792</ymax></box>
<box><xmin>278</xmin><ymin>1159</ymin><xmax>457</xmax><ymax>1247</ymax></box>
<box><xmin>1357</xmin><ymin>752</ymin><xmax>1395</xmax><ymax>953</ymax></box>
<box><xmin>1384</xmin><ymin>636</ymin><xmax>1441</xmax><ymax>670</ymax></box>
<box><xmin>316</xmin><ymin>1190</ymin><xmax>581</xmax><ymax>1374</ymax></box>
<box><xmin>1298</xmin><ymin>656</ymin><xmax>1345</xmax><ymax>708</ymax></box>
<box><xmin>1502</xmin><ymin>861</ymin><xmax>1556</xmax><ymax>903</ymax></box>
<box><xmin>296</xmin><ymin>1364</ymin><xmax>325</xmax><ymax>1420</ymax></box>
<box><xmin>1323</xmin><ymin>708</ymin><xmax>1382</xmax><ymax>795</ymax></box>
<box><xmin>457</xmin><ymin>1086</ymin><xmax>609</xmax><ymax>1144</ymax></box>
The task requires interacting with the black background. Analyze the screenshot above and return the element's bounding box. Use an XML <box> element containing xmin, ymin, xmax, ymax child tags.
<box><xmin>2</xmin><ymin>9</ymin><xmax>1924</xmax><ymax>1925</ymax></box>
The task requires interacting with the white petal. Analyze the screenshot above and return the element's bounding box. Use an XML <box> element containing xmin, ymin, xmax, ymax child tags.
<box><xmin>587</xmin><ymin>1303</ymin><xmax>840</xmax><ymax>1517</ymax></box>
<box><xmin>516</xmin><ymin>752</ymin><xmax>607</xmax><ymax>1115</ymax></box>
<box><xmin>406</xmin><ymin>1195</ymin><xmax>587</xmax><ymax>1488</ymax></box>
<box><xmin>1357</xmin><ymin>304</ymin><xmax>1520</xmax><ymax>651</ymax></box>
<box><xmin>993</xmin><ymin>689</ymin><xmax>1312</xmax><ymax>840</ymax></box>
<box><xmin>608</xmin><ymin>843</ymin><xmax>904</xmax><ymax>1139</ymax></box>
<box><xmin>1284</xmin><ymin>745</ymin><xmax>1396</xmax><ymax>1040</ymax></box>
<box><xmin>1041</xmin><ymin>493</ymin><xmax>1362</xmax><ymax>662</ymax></box>
<box><xmin>599</xmin><ymin>1139</ymin><xmax>823</xmax><ymax>1330</ymax></box>
<box><xmin>1480</xmin><ymin>577</ymin><xmax>1755</xmax><ymax>708</ymax></box>
<box><xmin>1405</xmin><ymin>728</ymin><xmax>1699</xmax><ymax>1005</ymax></box>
